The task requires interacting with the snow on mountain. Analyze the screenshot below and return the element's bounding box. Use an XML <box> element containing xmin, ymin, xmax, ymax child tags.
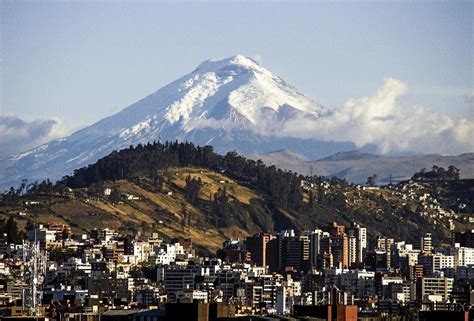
<box><xmin>1</xmin><ymin>55</ymin><xmax>346</xmax><ymax>189</ymax></box>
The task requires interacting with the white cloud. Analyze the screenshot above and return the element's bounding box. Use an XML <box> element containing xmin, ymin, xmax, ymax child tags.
<box><xmin>0</xmin><ymin>114</ymin><xmax>71</xmax><ymax>158</ymax></box>
<box><xmin>276</xmin><ymin>78</ymin><xmax>474</xmax><ymax>154</ymax></box>
<box><xmin>189</xmin><ymin>78</ymin><xmax>474</xmax><ymax>155</ymax></box>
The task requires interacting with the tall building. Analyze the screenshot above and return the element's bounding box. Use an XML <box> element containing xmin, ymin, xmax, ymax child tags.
<box><xmin>418</xmin><ymin>254</ymin><xmax>454</xmax><ymax>276</ymax></box>
<box><xmin>366</xmin><ymin>251</ymin><xmax>388</xmax><ymax>272</ymax></box>
<box><xmin>326</xmin><ymin>222</ymin><xmax>349</xmax><ymax>269</ymax></box>
<box><xmin>331</xmin><ymin>234</ymin><xmax>349</xmax><ymax>269</ymax></box>
<box><xmin>318</xmin><ymin>236</ymin><xmax>333</xmax><ymax>269</ymax></box>
<box><xmin>164</xmin><ymin>265</ymin><xmax>200</xmax><ymax>302</ymax></box>
<box><xmin>347</xmin><ymin>223</ymin><xmax>367</xmax><ymax>264</ymax></box>
<box><xmin>304</xmin><ymin>229</ymin><xmax>328</xmax><ymax>268</ymax></box>
<box><xmin>266</xmin><ymin>237</ymin><xmax>280</xmax><ymax>273</ymax></box>
<box><xmin>348</xmin><ymin>236</ymin><xmax>357</xmax><ymax>267</ymax></box>
<box><xmin>376</xmin><ymin>236</ymin><xmax>394</xmax><ymax>269</ymax></box>
<box><xmin>245</xmin><ymin>233</ymin><xmax>275</xmax><ymax>268</ymax></box>
<box><xmin>280</xmin><ymin>235</ymin><xmax>310</xmax><ymax>272</ymax></box>
<box><xmin>410</xmin><ymin>264</ymin><xmax>424</xmax><ymax>281</ymax></box>
<box><xmin>414</xmin><ymin>233</ymin><xmax>432</xmax><ymax>254</ymax></box>
<box><xmin>450</xmin><ymin>246</ymin><xmax>474</xmax><ymax>267</ymax></box>
<box><xmin>328</xmin><ymin>221</ymin><xmax>345</xmax><ymax>237</ymax></box>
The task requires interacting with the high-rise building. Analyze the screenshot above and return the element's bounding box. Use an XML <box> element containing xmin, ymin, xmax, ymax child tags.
<box><xmin>347</xmin><ymin>223</ymin><xmax>367</xmax><ymax>265</ymax></box>
<box><xmin>418</xmin><ymin>254</ymin><xmax>454</xmax><ymax>276</ymax></box>
<box><xmin>304</xmin><ymin>229</ymin><xmax>328</xmax><ymax>268</ymax></box>
<box><xmin>328</xmin><ymin>221</ymin><xmax>345</xmax><ymax>237</ymax></box>
<box><xmin>325</xmin><ymin>222</ymin><xmax>350</xmax><ymax>269</ymax></box>
<box><xmin>280</xmin><ymin>235</ymin><xmax>310</xmax><ymax>272</ymax></box>
<box><xmin>245</xmin><ymin>233</ymin><xmax>276</xmax><ymax>268</ymax></box>
<box><xmin>331</xmin><ymin>234</ymin><xmax>349</xmax><ymax>269</ymax></box>
<box><xmin>376</xmin><ymin>236</ymin><xmax>394</xmax><ymax>269</ymax></box>
<box><xmin>348</xmin><ymin>236</ymin><xmax>357</xmax><ymax>266</ymax></box>
<box><xmin>266</xmin><ymin>237</ymin><xmax>280</xmax><ymax>273</ymax></box>
<box><xmin>366</xmin><ymin>250</ymin><xmax>388</xmax><ymax>272</ymax></box>
<box><xmin>450</xmin><ymin>246</ymin><xmax>474</xmax><ymax>267</ymax></box>
<box><xmin>410</xmin><ymin>264</ymin><xmax>424</xmax><ymax>281</ymax></box>
<box><xmin>414</xmin><ymin>233</ymin><xmax>432</xmax><ymax>254</ymax></box>
<box><xmin>320</xmin><ymin>236</ymin><xmax>331</xmax><ymax>255</ymax></box>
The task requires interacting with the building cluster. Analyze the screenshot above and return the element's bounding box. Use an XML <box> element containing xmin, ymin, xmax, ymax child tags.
<box><xmin>391</xmin><ymin>180</ymin><xmax>462</xmax><ymax>224</ymax></box>
<box><xmin>0</xmin><ymin>222</ymin><xmax>472</xmax><ymax>321</ymax></box>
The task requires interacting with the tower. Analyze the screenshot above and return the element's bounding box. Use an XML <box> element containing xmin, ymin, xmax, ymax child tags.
<box><xmin>22</xmin><ymin>233</ymin><xmax>47</xmax><ymax>316</ymax></box>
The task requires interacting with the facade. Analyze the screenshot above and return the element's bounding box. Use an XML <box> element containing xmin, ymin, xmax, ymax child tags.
<box><xmin>450</xmin><ymin>246</ymin><xmax>474</xmax><ymax>267</ymax></box>
<box><xmin>414</xmin><ymin>233</ymin><xmax>432</xmax><ymax>254</ymax></box>
<box><xmin>416</xmin><ymin>277</ymin><xmax>454</xmax><ymax>302</ymax></box>
<box><xmin>245</xmin><ymin>233</ymin><xmax>274</xmax><ymax>268</ymax></box>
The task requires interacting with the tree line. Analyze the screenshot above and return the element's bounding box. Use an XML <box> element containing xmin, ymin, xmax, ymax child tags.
<box><xmin>60</xmin><ymin>141</ymin><xmax>305</xmax><ymax>211</ymax></box>
<box><xmin>412</xmin><ymin>165</ymin><xmax>460</xmax><ymax>181</ymax></box>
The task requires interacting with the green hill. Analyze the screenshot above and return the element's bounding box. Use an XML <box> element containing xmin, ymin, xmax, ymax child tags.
<box><xmin>1</xmin><ymin>141</ymin><xmax>466</xmax><ymax>251</ymax></box>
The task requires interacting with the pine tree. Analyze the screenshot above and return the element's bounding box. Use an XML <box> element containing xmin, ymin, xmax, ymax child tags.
<box><xmin>5</xmin><ymin>217</ymin><xmax>20</xmax><ymax>243</ymax></box>
<box><xmin>110</xmin><ymin>187</ymin><xmax>121</xmax><ymax>204</ymax></box>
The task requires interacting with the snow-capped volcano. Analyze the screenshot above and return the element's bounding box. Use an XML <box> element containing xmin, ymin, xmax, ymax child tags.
<box><xmin>86</xmin><ymin>54</ymin><xmax>325</xmax><ymax>141</ymax></box>
<box><xmin>0</xmin><ymin>55</ymin><xmax>352</xmax><ymax>189</ymax></box>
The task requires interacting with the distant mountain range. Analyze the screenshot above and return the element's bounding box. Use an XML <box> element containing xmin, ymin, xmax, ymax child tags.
<box><xmin>252</xmin><ymin>150</ymin><xmax>474</xmax><ymax>184</ymax></box>
<box><xmin>0</xmin><ymin>55</ymin><xmax>471</xmax><ymax>189</ymax></box>
<box><xmin>0</xmin><ymin>55</ymin><xmax>355</xmax><ymax>189</ymax></box>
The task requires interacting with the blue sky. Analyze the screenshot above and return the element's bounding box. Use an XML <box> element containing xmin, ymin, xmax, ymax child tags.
<box><xmin>0</xmin><ymin>1</ymin><xmax>472</xmax><ymax>148</ymax></box>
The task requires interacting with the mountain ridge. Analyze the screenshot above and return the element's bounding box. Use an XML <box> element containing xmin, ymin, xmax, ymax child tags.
<box><xmin>253</xmin><ymin>150</ymin><xmax>474</xmax><ymax>184</ymax></box>
<box><xmin>1</xmin><ymin>55</ymin><xmax>343</xmax><ymax>189</ymax></box>
<box><xmin>2</xmin><ymin>55</ymin><xmax>471</xmax><ymax>190</ymax></box>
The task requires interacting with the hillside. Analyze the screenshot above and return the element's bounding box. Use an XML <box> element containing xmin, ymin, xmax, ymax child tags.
<box><xmin>1</xmin><ymin>142</ymin><xmax>470</xmax><ymax>251</ymax></box>
<box><xmin>1</xmin><ymin>168</ymin><xmax>269</xmax><ymax>252</ymax></box>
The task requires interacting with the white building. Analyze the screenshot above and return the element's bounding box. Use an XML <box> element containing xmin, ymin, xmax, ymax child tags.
<box><xmin>149</xmin><ymin>243</ymin><xmax>184</xmax><ymax>265</ymax></box>
<box><xmin>418</xmin><ymin>254</ymin><xmax>454</xmax><ymax>276</ymax></box>
<box><xmin>347</xmin><ymin>223</ymin><xmax>367</xmax><ymax>264</ymax></box>
<box><xmin>450</xmin><ymin>246</ymin><xmax>474</xmax><ymax>267</ymax></box>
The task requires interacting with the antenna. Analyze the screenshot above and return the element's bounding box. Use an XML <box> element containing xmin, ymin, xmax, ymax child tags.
<box><xmin>23</xmin><ymin>229</ymin><xmax>47</xmax><ymax>316</ymax></box>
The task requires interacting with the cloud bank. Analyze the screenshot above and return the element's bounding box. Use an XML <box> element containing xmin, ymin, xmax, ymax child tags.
<box><xmin>193</xmin><ymin>78</ymin><xmax>473</xmax><ymax>155</ymax></box>
<box><xmin>278</xmin><ymin>78</ymin><xmax>473</xmax><ymax>155</ymax></box>
<box><xmin>0</xmin><ymin>114</ymin><xmax>70</xmax><ymax>158</ymax></box>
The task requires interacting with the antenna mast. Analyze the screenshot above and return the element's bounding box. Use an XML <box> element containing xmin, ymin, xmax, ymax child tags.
<box><xmin>22</xmin><ymin>230</ymin><xmax>47</xmax><ymax>316</ymax></box>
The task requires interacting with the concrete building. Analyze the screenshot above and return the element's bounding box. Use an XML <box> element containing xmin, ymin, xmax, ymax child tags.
<box><xmin>418</xmin><ymin>254</ymin><xmax>454</xmax><ymax>276</ymax></box>
<box><xmin>347</xmin><ymin>223</ymin><xmax>367</xmax><ymax>265</ymax></box>
<box><xmin>416</xmin><ymin>277</ymin><xmax>454</xmax><ymax>302</ymax></box>
<box><xmin>450</xmin><ymin>246</ymin><xmax>474</xmax><ymax>267</ymax></box>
